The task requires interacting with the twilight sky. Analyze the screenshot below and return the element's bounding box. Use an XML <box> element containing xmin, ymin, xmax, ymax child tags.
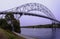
<box><xmin>0</xmin><ymin>0</ymin><xmax>60</xmax><ymax>26</ymax></box>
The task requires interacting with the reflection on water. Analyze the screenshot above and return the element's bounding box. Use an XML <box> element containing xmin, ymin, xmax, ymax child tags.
<box><xmin>21</xmin><ymin>28</ymin><xmax>53</xmax><ymax>39</ymax></box>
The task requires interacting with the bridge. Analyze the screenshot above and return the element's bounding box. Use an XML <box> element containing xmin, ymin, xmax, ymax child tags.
<box><xmin>0</xmin><ymin>3</ymin><xmax>60</xmax><ymax>39</ymax></box>
<box><xmin>0</xmin><ymin>3</ymin><xmax>60</xmax><ymax>27</ymax></box>
<box><xmin>0</xmin><ymin>12</ymin><xmax>60</xmax><ymax>23</ymax></box>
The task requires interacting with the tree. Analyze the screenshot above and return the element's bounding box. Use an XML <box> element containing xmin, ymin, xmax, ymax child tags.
<box><xmin>5</xmin><ymin>12</ymin><xmax>21</xmax><ymax>33</ymax></box>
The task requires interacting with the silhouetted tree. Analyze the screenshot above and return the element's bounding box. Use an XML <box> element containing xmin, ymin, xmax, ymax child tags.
<box><xmin>5</xmin><ymin>12</ymin><xmax>21</xmax><ymax>33</ymax></box>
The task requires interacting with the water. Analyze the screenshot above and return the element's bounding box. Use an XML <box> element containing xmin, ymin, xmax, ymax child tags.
<box><xmin>21</xmin><ymin>28</ymin><xmax>60</xmax><ymax>39</ymax></box>
<box><xmin>21</xmin><ymin>28</ymin><xmax>53</xmax><ymax>39</ymax></box>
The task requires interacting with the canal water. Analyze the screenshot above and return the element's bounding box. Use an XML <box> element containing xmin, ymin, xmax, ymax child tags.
<box><xmin>21</xmin><ymin>28</ymin><xmax>60</xmax><ymax>39</ymax></box>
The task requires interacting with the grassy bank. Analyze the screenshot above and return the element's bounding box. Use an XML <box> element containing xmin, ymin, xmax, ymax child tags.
<box><xmin>0</xmin><ymin>28</ymin><xmax>25</xmax><ymax>39</ymax></box>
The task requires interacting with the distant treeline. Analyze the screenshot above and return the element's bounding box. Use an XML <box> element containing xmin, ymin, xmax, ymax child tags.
<box><xmin>21</xmin><ymin>24</ymin><xmax>60</xmax><ymax>28</ymax></box>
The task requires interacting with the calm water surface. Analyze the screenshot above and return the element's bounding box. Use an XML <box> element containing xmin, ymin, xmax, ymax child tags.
<box><xmin>21</xmin><ymin>28</ymin><xmax>53</xmax><ymax>39</ymax></box>
<box><xmin>21</xmin><ymin>28</ymin><xmax>60</xmax><ymax>39</ymax></box>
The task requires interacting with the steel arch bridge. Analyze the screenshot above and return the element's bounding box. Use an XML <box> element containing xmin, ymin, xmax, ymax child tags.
<box><xmin>1</xmin><ymin>3</ymin><xmax>60</xmax><ymax>24</ymax></box>
<box><xmin>4</xmin><ymin>3</ymin><xmax>55</xmax><ymax>19</ymax></box>
<box><xmin>1</xmin><ymin>3</ymin><xmax>57</xmax><ymax>24</ymax></box>
<box><xmin>0</xmin><ymin>3</ymin><xmax>60</xmax><ymax>39</ymax></box>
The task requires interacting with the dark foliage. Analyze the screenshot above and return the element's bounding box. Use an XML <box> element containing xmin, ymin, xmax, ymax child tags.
<box><xmin>0</xmin><ymin>12</ymin><xmax>21</xmax><ymax>33</ymax></box>
<box><xmin>0</xmin><ymin>19</ymin><xmax>12</xmax><ymax>31</ymax></box>
<box><xmin>12</xmin><ymin>19</ymin><xmax>21</xmax><ymax>33</ymax></box>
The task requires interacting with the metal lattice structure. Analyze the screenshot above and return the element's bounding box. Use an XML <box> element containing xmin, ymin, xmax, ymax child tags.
<box><xmin>4</xmin><ymin>3</ymin><xmax>55</xmax><ymax>19</ymax></box>
<box><xmin>2</xmin><ymin>3</ymin><xmax>56</xmax><ymax>23</ymax></box>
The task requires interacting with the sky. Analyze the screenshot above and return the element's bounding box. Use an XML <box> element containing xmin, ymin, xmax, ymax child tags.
<box><xmin>0</xmin><ymin>0</ymin><xmax>60</xmax><ymax>26</ymax></box>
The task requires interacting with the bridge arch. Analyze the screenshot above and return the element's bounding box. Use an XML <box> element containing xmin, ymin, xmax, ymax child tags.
<box><xmin>16</xmin><ymin>3</ymin><xmax>55</xmax><ymax>19</ymax></box>
<box><xmin>3</xmin><ymin>3</ymin><xmax>56</xmax><ymax>23</ymax></box>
